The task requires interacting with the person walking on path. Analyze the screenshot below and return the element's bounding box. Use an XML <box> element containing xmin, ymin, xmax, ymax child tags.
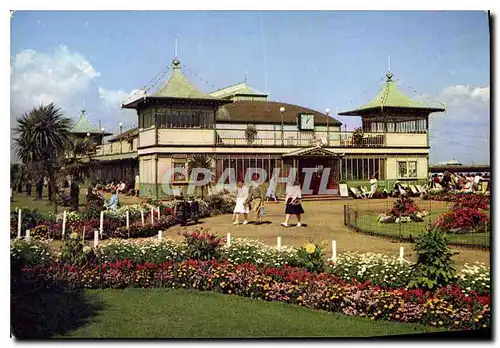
<box><xmin>135</xmin><ymin>173</ymin><xmax>140</xmax><ymax>197</ymax></box>
<box><xmin>233</xmin><ymin>181</ymin><xmax>249</xmax><ymax>225</ymax></box>
<box><xmin>281</xmin><ymin>178</ymin><xmax>305</xmax><ymax>227</ymax></box>
<box><xmin>245</xmin><ymin>179</ymin><xmax>266</xmax><ymax>224</ymax></box>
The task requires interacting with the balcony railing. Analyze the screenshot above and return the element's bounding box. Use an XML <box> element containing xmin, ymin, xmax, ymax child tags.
<box><xmin>215</xmin><ymin>130</ymin><xmax>387</xmax><ymax>147</ymax></box>
<box><xmin>94</xmin><ymin>139</ymin><xmax>138</xmax><ymax>157</ymax></box>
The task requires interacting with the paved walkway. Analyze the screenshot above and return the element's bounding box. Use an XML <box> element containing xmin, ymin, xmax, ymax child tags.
<box><xmin>163</xmin><ymin>199</ymin><xmax>489</xmax><ymax>268</ymax></box>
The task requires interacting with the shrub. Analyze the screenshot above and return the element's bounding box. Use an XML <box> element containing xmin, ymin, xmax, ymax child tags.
<box><xmin>59</xmin><ymin>233</ymin><xmax>94</xmax><ymax>266</ymax></box>
<box><xmin>408</xmin><ymin>227</ymin><xmax>457</xmax><ymax>291</ymax></box>
<box><xmin>433</xmin><ymin>208</ymin><xmax>489</xmax><ymax>234</ymax></box>
<box><xmin>388</xmin><ymin>197</ymin><xmax>421</xmax><ymax>217</ymax></box>
<box><xmin>180</xmin><ymin>228</ymin><xmax>224</xmax><ymax>261</ymax></box>
<box><xmin>294</xmin><ymin>240</ymin><xmax>326</xmax><ymax>273</ymax></box>
<box><xmin>203</xmin><ymin>193</ymin><xmax>235</xmax><ymax>215</ymax></box>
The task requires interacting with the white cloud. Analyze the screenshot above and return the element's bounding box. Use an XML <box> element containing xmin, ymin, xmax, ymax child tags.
<box><xmin>10</xmin><ymin>45</ymin><xmax>137</xmax><ymax>160</ymax></box>
<box><xmin>429</xmin><ymin>84</ymin><xmax>490</xmax><ymax>165</ymax></box>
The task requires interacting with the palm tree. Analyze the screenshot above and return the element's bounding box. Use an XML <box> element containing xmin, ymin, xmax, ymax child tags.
<box><xmin>186</xmin><ymin>154</ymin><xmax>214</xmax><ymax>199</ymax></box>
<box><xmin>14</xmin><ymin>103</ymin><xmax>72</xmax><ymax>213</ymax></box>
<box><xmin>65</xmin><ymin>136</ymin><xmax>98</xmax><ymax>182</ymax></box>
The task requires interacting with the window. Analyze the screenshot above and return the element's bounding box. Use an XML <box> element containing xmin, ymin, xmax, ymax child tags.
<box><xmin>173</xmin><ymin>161</ymin><xmax>186</xmax><ymax>182</ymax></box>
<box><xmin>397</xmin><ymin>161</ymin><xmax>417</xmax><ymax>178</ymax></box>
<box><xmin>408</xmin><ymin>161</ymin><xmax>417</xmax><ymax>178</ymax></box>
<box><xmin>153</xmin><ymin>108</ymin><xmax>214</xmax><ymax>129</ymax></box>
<box><xmin>340</xmin><ymin>158</ymin><xmax>385</xmax><ymax>181</ymax></box>
<box><xmin>398</xmin><ymin>162</ymin><xmax>408</xmax><ymax>178</ymax></box>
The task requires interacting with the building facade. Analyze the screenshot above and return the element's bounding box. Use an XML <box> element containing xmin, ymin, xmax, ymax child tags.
<box><xmin>91</xmin><ymin>58</ymin><xmax>444</xmax><ymax>198</ymax></box>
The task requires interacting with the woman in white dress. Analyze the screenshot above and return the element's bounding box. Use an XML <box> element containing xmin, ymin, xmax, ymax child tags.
<box><xmin>233</xmin><ymin>181</ymin><xmax>249</xmax><ymax>225</ymax></box>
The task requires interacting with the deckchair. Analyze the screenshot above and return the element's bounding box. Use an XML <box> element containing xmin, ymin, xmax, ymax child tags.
<box><xmin>349</xmin><ymin>187</ymin><xmax>363</xmax><ymax>199</ymax></box>
<box><xmin>409</xmin><ymin>185</ymin><xmax>419</xmax><ymax>197</ymax></box>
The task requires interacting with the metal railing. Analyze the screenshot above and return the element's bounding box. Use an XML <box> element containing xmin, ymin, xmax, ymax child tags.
<box><xmin>216</xmin><ymin>130</ymin><xmax>386</xmax><ymax>147</ymax></box>
<box><xmin>343</xmin><ymin>204</ymin><xmax>490</xmax><ymax>250</ymax></box>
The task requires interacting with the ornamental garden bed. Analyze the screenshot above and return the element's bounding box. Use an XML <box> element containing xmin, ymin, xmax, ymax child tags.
<box><xmin>11</xmin><ymin>230</ymin><xmax>491</xmax><ymax>333</ymax></box>
<box><xmin>350</xmin><ymin>194</ymin><xmax>490</xmax><ymax>249</ymax></box>
<box><xmin>10</xmin><ymin>193</ymin><xmax>235</xmax><ymax>241</ymax></box>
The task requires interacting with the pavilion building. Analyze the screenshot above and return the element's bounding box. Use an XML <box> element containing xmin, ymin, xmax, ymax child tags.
<box><xmin>90</xmin><ymin>58</ymin><xmax>444</xmax><ymax>198</ymax></box>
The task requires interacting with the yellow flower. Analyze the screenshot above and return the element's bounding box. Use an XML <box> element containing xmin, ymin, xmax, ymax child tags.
<box><xmin>477</xmin><ymin>315</ymin><xmax>483</xmax><ymax>319</ymax></box>
<box><xmin>454</xmin><ymin>321</ymin><xmax>460</xmax><ymax>325</ymax></box>
<box><xmin>305</xmin><ymin>243</ymin><xmax>316</xmax><ymax>254</ymax></box>
<box><xmin>438</xmin><ymin>321</ymin><xmax>443</xmax><ymax>325</ymax></box>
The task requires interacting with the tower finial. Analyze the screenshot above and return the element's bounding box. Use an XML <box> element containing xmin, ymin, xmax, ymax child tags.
<box><xmin>174</xmin><ymin>37</ymin><xmax>178</xmax><ymax>58</ymax></box>
<box><xmin>388</xmin><ymin>54</ymin><xmax>391</xmax><ymax>72</ymax></box>
<box><xmin>244</xmin><ymin>70</ymin><xmax>248</xmax><ymax>84</ymax></box>
<box><xmin>81</xmin><ymin>99</ymin><xmax>85</xmax><ymax>113</ymax></box>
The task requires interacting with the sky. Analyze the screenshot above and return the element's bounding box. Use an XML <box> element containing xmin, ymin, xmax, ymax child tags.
<box><xmin>10</xmin><ymin>10</ymin><xmax>490</xmax><ymax>164</ymax></box>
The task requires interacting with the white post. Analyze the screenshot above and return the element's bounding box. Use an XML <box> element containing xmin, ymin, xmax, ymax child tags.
<box><xmin>399</xmin><ymin>246</ymin><xmax>404</xmax><ymax>265</ymax></box>
<box><xmin>82</xmin><ymin>226</ymin><xmax>86</xmax><ymax>241</ymax></box>
<box><xmin>94</xmin><ymin>230</ymin><xmax>99</xmax><ymax>248</ymax></box>
<box><xmin>62</xmin><ymin>210</ymin><xmax>67</xmax><ymax>240</ymax></box>
<box><xmin>226</xmin><ymin>233</ymin><xmax>231</xmax><ymax>248</ymax></box>
<box><xmin>158</xmin><ymin>230</ymin><xmax>163</xmax><ymax>240</ymax></box>
<box><xmin>331</xmin><ymin>240</ymin><xmax>337</xmax><ymax>263</ymax></box>
<box><xmin>150</xmin><ymin>209</ymin><xmax>154</xmax><ymax>225</ymax></box>
<box><xmin>277</xmin><ymin>236</ymin><xmax>282</xmax><ymax>251</ymax></box>
<box><xmin>100</xmin><ymin>211</ymin><xmax>104</xmax><ymax>239</ymax></box>
<box><xmin>25</xmin><ymin>229</ymin><xmax>30</xmax><ymax>242</ymax></box>
<box><xmin>17</xmin><ymin>208</ymin><xmax>22</xmax><ymax>239</ymax></box>
<box><xmin>157</xmin><ymin>206</ymin><xmax>161</xmax><ymax>220</ymax></box>
<box><xmin>141</xmin><ymin>209</ymin><xmax>145</xmax><ymax>226</ymax></box>
<box><xmin>126</xmin><ymin>211</ymin><xmax>130</xmax><ymax>230</ymax></box>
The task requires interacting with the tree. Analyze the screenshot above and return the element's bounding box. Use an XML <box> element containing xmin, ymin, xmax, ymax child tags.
<box><xmin>65</xmin><ymin>136</ymin><xmax>98</xmax><ymax>183</ymax></box>
<box><xmin>14</xmin><ymin>103</ymin><xmax>72</xmax><ymax>213</ymax></box>
<box><xmin>245</xmin><ymin>125</ymin><xmax>258</xmax><ymax>145</ymax></box>
<box><xmin>186</xmin><ymin>154</ymin><xmax>214</xmax><ymax>199</ymax></box>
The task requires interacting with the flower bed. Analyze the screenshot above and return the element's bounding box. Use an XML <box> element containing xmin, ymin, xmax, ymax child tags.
<box><xmin>426</xmin><ymin>191</ymin><xmax>490</xmax><ymax>207</ymax></box>
<box><xmin>377</xmin><ymin>198</ymin><xmax>429</xmax><ymax>224</ymax></box>
<box><xmin>19</xmin><ymin>259</ymin><xmax>490</xmax><ymax>330</ymax></box>
<box><xmin>432</xmin><ymin>208</ymin><xmax>490</xmax><ymax>234</ymax></box>
<box><xmin>10</xmin><ymin>193</ymin><xmax>235</xmax><ymax>241</ymax></box>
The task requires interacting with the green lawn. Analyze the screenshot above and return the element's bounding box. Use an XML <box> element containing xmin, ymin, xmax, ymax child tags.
<box><xmin>10</xmin><ymin>191</ymin><xmax>88</xmax><ymax>214</ymax></box>
<box><xmin>355</xmin><ymin>211</ymin><xmax>490</xmax><ymax>248</ymax></box>
<box><xmin>56</xmin><ymin>288</ymin><xmax>442</xmax><ymax>338</ymax></box>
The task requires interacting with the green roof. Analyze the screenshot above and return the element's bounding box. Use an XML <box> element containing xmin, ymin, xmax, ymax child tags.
<box><xmin>151</xmin><ymin>59</ymin><xmax>216</xmax><ymax>100</ymax></box>
<box><xmin>209</xmin><ymin>83</ymin><xmax>268</xmax><ymax>99</ymax></box>
<box><xmin>339</xmin><ymin>72</ymin><xmax>445</xmax><ymax>116</ymax></box>
<box><xmin>70</xmin><ymin>110</ymin><xmax>111</xmax><ymax>135</ymax></box>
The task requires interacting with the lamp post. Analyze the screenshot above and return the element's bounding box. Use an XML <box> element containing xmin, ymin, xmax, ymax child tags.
<box><xmin>119</xmin><ymin>122</ymin><xmax>123</xmax><ymax>153</ymax></box>
<box><xmin>279</xmin><ymin>106</ymin><xmax>285</xmax><ymax>146</ymax></box>
<box><xmin>325</xmin><ymin>108</ymin><xmax>330</xmax><ymax>146</ymax></box>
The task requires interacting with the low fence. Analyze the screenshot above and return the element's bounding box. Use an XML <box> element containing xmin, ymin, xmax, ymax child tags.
<box><xmin>343</xmin><ymin>204</ymin><xmax>490</xmax><ymax>251</ymax></box>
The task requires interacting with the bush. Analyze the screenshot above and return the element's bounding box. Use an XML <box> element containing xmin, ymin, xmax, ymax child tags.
<box><xmin>180</xmin><ymin>228</ymin><xmax>224</xmax><ymax>261</ymax></box>
<box><xmin>203</xmin><ymin>193</ymin><xmax>235</xmax><ymax>215</ymax></box>
<box><xmin>59</xmin><ymin>233</ymin><xmax>94</xmax><ymax>266</ymax></box>
<box><xmin>433</xmin><ymin>207</ymin><xmax>489</xmax><ymax>234</ymax></box>
<box><xmin>408</xmin><ymin>227</ymin><xmax>457</xmax><ymax>291</ymax></box>
<box><xmin>388</xmin><ymin>197</ymin><xmax>421</xmax><ymax>217</ymax></box>
<box><xmin>294</xmin><ymin>241</ymin><xmax>326</xmax><ymax>273</ymax></box>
